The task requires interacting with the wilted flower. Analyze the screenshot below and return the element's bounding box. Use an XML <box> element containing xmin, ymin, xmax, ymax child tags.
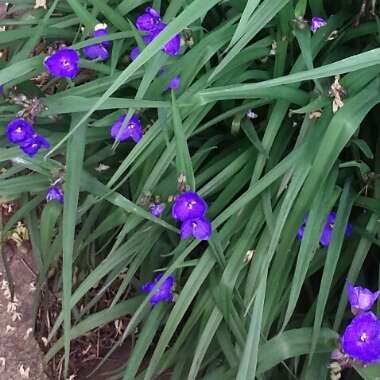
<box><xmin>110</xmin><ymin>114</ymin><xmax>143</xmax><ymax>143</ymax></box>
<box><xmin>6</xmin><ymin>118</ymin><xmax>34</xmax><ymax>144</ymax></box>
<box><xmin>44</xmin><ymin>48</ymin><xmax>80</xmax><ymax>79</ymax></box>
<box><xmin>130</xmin><ymin>46</ymin><xmax>141</xmax><ymax>61</ymax></box>
<box><xmin>149</xmin><ymin>203</ymin><xmax>165</xmax><ymax>217</ymax></box>
<box><xmin>20</xmin><ymin>134</ymin><xmax>49</xmax><ymax>157</ymax></box>
<box><xmin>171</xmin><ymin>192</ymin><xmax>208</xmax><ymax>222</ymax></box>
<box><xmin>297</xmin><ymin>212</ymin><xmax>352</xmax><ymax>247</ymax></box>
<box><xmin>180</xmin><ymin>216</ymin><xmax>212</xmax><ymax>241</ymax></box>
<box><xmin>347</xmin><ymin>282</ymin><xmax>380</xmax><ymax>315</ymax></box>
<box><xmin>310</xmin><ymin>16</ymin><xmax>327</xmax><ymax>32</ymax></box>
<box><xmin>167</xmin><ymin>75</ymin><xmax>181</xmax><ymax>90</ymax></box>
<box><xmin>46</xmin><ymin>186</ymin><xmax>64</xmax><ymax>203</ymax></box>
<box><xmin>141</xmin><ymin>273</ymin><xmax>175</xmax><ymax>305</ymax></box>
<box><xmin>341</xmin><ymin>312</ymin><xmax>380</xmax><ymax>364</ymax></box>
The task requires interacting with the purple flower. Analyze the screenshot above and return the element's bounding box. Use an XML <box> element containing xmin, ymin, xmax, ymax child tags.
<box><xmin>44</xmin><ymin>48</ymin><xmax>80</xmax><ymax>79</ymax></box>
<box><xmin>347</xmin><ymin>282</ymin><xmax>380</xmax><ymax>315</ymax></box>
<box><xmin>180</xmin><ymin>216</ymin><xmax>212</xmax><ymax>241</ymax></box>
<box><xmin>310</xmin><ymin>16</ymin><xmax>327</xmax><ymax>32</ymax></box>
<box><xmin>136</xmin><ymin>7</ymin><xmax>162</xmax><ymax>32</ymax></box>
<box><xmin>167</xmin><ymin>75</ymin><xmax>181</xmax><ymax>90</ymax></box>
<box><xmin>149</xmin><ymin>203</ymin><xmax>165</xmax><ymax>217</ymax></box>
<box><xmin>83</xmin><ymin>43</ymin><xmax>109</xmax><ymax>61</ymax></box>
<box><xmin>20</xmin><ymin>134</ymin><xmax>50</xmax><ymax>157</ymax></box>
<box><xmin>147</xmin><ymin>23</ymin><xmax>181</xmax><ymax>56</ymax></box>
<box><xmin>341</xmin><ymin>312</ymin><xmax>380</xmax><ymax>364</ymax></box>
<box><xmin>130</xmin><ymin>46</ymin><xmax>141</xmax><ymax>61</ymax></box>
<box><xmin>297</xmin><ymin>212</ymin><xmax>352</xmax><ymax>247</ymax></box>
<box><xmin>171</xmin><ymin>192</ymin><xmax>208</xmax><ymax>222</ymax></box>
<box><xmin>93</xmin><ymin>24</ymin><xmax>111</xmax><ymax>47</ymax></box>
<box><xmin>141</xmin><ymin>273</ymin><xmax>175</xmax><ymax>305</ymax></box>
<box><xmin>46</xmin><ymin>186</ymin><xmax>64</xmax><ymax>203</ymax></box>
<box><xmin>83</xmin><ymin>24</ymin><xmax>111</xmax><ymax>60</ymax></box>
<box><xmin>110</xmin><ymin>114</ymin><xmax>143</xmax><ymax>143</ymax></box>
<box><xmin>6</xmin><ymin>118</ymin><xmax>34</xmax><ymax>144</ymax></box>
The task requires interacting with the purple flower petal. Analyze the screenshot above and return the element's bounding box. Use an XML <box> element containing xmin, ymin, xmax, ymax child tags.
<box><xmin>136</xmin><ymin>10</ymin><xmax>162</xmax><ymax>32</ymax></box>
<box><xmin>44</xmin><ymin>48</ymin><xmax>80</xmax><ymax>79</ymax></box>
<box><xmin>46</xmin><ymin>186</ymin><xmax>64</xmax><ymax>203</ymax></box>
<box><xmin>6</xmin><ymin>118</ymin><xmax>34</xmax><ymax>144</ymax></box>
<box><xmin>142</xmin><ymin>273</ymin><xmax>175</xmax><ymax>305</ymax></box>
<box><xmin>110</xmin><ymin>114</ymin><xmax>143</xmax><ymax>143</ymax></box>
<box><xmin>310</xmin><ymin>16</ymin><xmax>327</xmax><ymax>32</ymax></box>
<box><xmin>162</xmin><ymin>33</ymin><xmax>181</xmax><ymax>56</ymax></box>
<box><xmin>83</xmin><ymin>43</ymin><xmax>109</xmax><ymax>61</ymax></box>
<box><xmin>167</xmin><ymin>75</ymin><xmax>181</xmax><ymax>90</ymax></box>
<box><xmin>93</xmin><ymin>26</ymin><xmax>111</xmax><ymax>47</ymax></box>
<box><xmin>181</xmin><ymin>217</ymin><xmax>212</xmax><ymax>241</ymax></box>
<box><xmin>142</xmin><ymin>22</ymin><xmax>181</xmax><ymax>56</ymax></box>
<box><xmin>149</xmin><ymin>203</ymin><xmax>165</xmax><ymax>217</ymax></box>
<box><xmin>347</xmin><ymin>282</ymin><xmax>380</xmax><ymax>314</ymax></box>
<box><xmin>20</xmin><ymin>134</ymin><xmax>50</xmax><ymax>157</ymax></box>
<box><xmin>320</xmin><ymin>223</ymin><xmax>333</xmax><ymax>247</ymax></box>
<box><xmin>130</xmin><ymin>46</ymin><xmax>141</xmax><ymax>61</ymax></box>
<box><xmin>342</xmin><ymin>312</ymin><xmax>380</xmax><ymax>364</ymax></box>
<box><xmin>171</xmin><ymin>192</ymin><xmax>208</xmax><ymax>222</ymax></box>
<box><xmin>297</xmin><ymin>212</ymin><xmax>351</xmax><ymax>247</ymax></box>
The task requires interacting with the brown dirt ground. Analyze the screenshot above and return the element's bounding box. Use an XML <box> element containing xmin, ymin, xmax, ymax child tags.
<box><xmin>0</xmin><ymin>244</ymin><xmax>48</xmax><ymax>380</ymax></box>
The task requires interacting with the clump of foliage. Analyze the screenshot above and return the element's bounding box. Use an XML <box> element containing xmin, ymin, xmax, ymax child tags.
<box><xmin>1</xmin><ymin>0</ymin><xmax>380</xmax><ymax>379</ymax></box>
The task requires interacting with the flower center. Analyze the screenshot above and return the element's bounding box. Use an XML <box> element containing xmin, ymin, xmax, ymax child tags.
<box><xmin>192</xmin><ymin>222</ymin><xmax>197</xmax><ymax>230</ymax></box>
<box><xmin>360</xmin><ymin>332</ymin><xmax>368</xmax><ymax>342</ymax></box>
<box><xmin>61</xmin><ymin>59</ymin><xmax>71</xmax><ymax>69</ymax></box>
<box><xmin>186</xmin><ymin>201</ymin><xmax>196</xmax><ymax>209</ymax></box>
<box><xmin>15</xmin><ymin>127</ymin><xmax>22</xmax><ymax>134</ymax></box>
<box><xmin>128</xmin><ymin>123</ymin><xmax>135</xmax><ymax>130</ymax></box>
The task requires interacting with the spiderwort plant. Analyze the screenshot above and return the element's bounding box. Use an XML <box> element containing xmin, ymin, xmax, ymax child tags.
<box><xmin>141</xmin><ymin>273</ymin><xmax>175</xmax><ymax>305</ymax></box>
<box><xmin>297</xmin><ymin>212</ymin><xmax>352</xmax><ymax>247</ymax></box>
<box><xmin>347</xmin><ymin>282</ymin><xmax>380</xmax><ymax>315</ymax></box>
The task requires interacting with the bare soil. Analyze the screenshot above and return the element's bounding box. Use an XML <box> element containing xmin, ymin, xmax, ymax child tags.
<box><xmin>0</xmin><ymin>244</ymin><xmax>48</xmax><ymax>380</ymax></box>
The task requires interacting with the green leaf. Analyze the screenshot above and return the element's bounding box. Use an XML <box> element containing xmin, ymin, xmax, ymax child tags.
<box><xmin>172</xmin><ymin>92</ymin><xmax>196</xmax><ymax>191</ymax></box>
<box><xmin>61</xmin><ymin>114</ymin><xmax>87</xmax><ymax>376</ymax></box>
